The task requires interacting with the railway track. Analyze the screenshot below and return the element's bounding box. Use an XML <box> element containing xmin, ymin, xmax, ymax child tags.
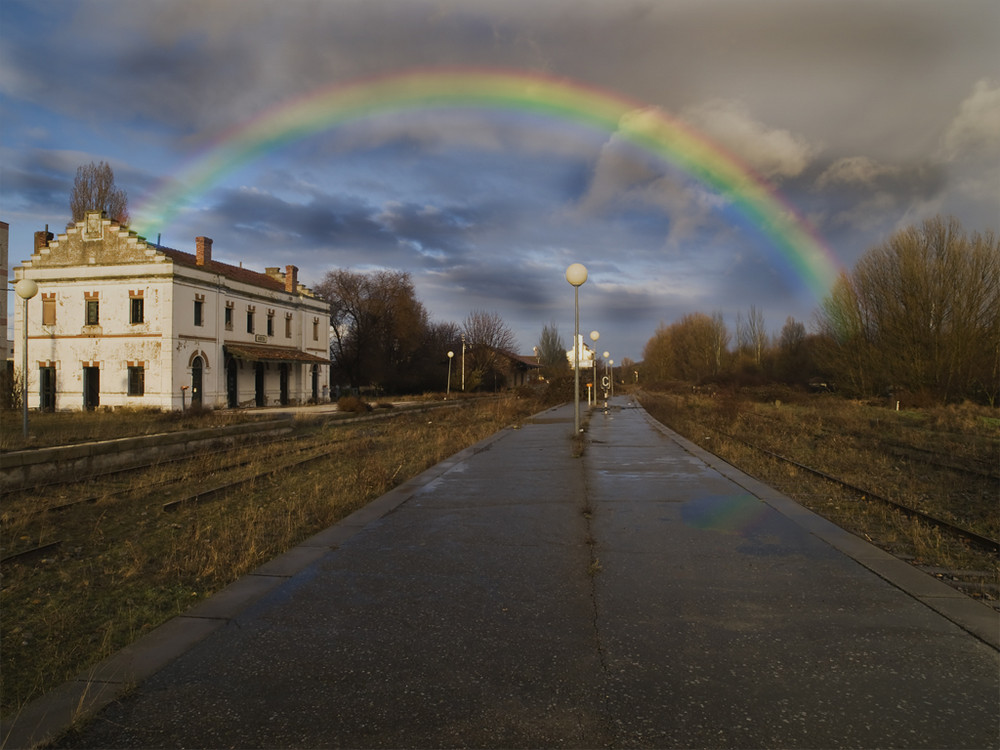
<box><xmin>711</xmin><ymin>427</ymin><xmax>999</xmax><ymax>555</ymax></box>
<box><xmin>0</xmin><ymin>402</ymin><xmax>456</xmax><ymax>567</ymax></box>
<box><xmin>733</xmin><ymin>409</ymin><xmax>998</xmax><ymax>482</ymax></box>
<box><xmin>0</xmin><ymin>437</ymin><xmax>344</xmax><ymax>566</ymax></box>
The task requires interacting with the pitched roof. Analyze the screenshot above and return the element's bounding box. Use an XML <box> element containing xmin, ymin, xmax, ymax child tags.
<box><xmin>157</xmin><ymin>247</ymin><xmax>288</xmax><ymax>293</ymax></box>
<box><xmin>225</xmin><ymin>343</ymin><xmax>330</xmax><ymax>364</ymax></box>
<box><xmin>505</xmin><ymin>352</ymin><xmax>541</xmax><ymax>368</ymax></box>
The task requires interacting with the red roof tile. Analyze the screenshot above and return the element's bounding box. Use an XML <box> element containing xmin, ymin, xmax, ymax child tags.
<box><xmin>225</xmin><ymin>343</ymin><xmax>330</xmax><ymax>364</ymax></box>
<box><xmin>158</xmin><ymin>247</ymin><xmax>288</xmax><ymax>292</ymax></box>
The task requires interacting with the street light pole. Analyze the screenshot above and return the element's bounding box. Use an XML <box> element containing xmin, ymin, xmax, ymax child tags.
<box><xmin>446</xmin><ymin>351</ymin><xmax>454</xmax><ymax>397</ymax></box>
<box><xmin>565</xmin><ymin>263</ymin><xmax>588</xmax><ymax>435</ymax></box>
<box><xmin>603</xmin><ymin>351</ymin><xmax>610</xmax><ymax>403</ymax></box>
<box><xmin>461</xmin><ymin>334</ymin><xmax>466</xmax><ymax>392</ymax></box>
<box><xmin>589</xmin><ymin>331</ymin><xmax>599</xmax><ymax>407</ymax></box>
<box><xmin>15</xmin><ymin>278</ymin><xmax>39</xmax><ymax>439</ymax></box>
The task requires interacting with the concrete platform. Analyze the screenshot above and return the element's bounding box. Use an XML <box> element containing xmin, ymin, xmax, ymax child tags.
<box><xmin>5</xmin><ymin>397</ymin><xmax>998</xmax><ymax>749</ymax></box>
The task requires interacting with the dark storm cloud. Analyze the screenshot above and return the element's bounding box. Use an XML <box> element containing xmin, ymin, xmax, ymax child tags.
<box><xmin>430</xmin><ymin>260</ymin><xmax>554</xmax><ymax>310</ymax></box>
<box><xmin>0</xmin><ymin>154</ymin><xmax>72</xmax><ymax>215</ymax></box>
<box><xmin>375</xmin><ymin>202</ymin><xmax>479</xmax><ymax>260</ymax></box>
<box><xmin>200</xmin><ymin>185</ymin><xmax>487</xmax><ymax>272</ymax></box>
<box><xmin>0</xmin><ymin>147</ymin><xmax>152</xmax><ymax>227</ymax></box>
<box><xmin>210</xmin><ymin>188</ymin><xmax>386</xmax><ymax>246</ymax></box>
<box><xmin>2</xmin><ymin>0</ymin><xmax>997</xmax><ymax>360</ymax></box>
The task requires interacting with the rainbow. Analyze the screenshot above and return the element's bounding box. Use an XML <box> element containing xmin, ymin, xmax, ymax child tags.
<box><xmin>134</xmin><ymin>68</ymin><xmax>839</xmax><ymax>299</ymax></box>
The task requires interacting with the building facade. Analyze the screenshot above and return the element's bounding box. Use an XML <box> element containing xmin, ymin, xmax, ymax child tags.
<box><xmin>12</xmin><ymin>212</ymin><xmax>330</xmax><ymax>411</ymax></box>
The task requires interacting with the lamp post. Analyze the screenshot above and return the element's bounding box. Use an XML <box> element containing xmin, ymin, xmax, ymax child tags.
<box><xmin>603</xmin><ymin>351</ymin><xmax>610</xmax><ymax>405</ymax></box>
<box><xmin>609</xmin><ymin>359</ymin><xmax>615</xmax><ymax>398</ymax></box>
<box><xmin>15</xmin><ymin>278</ymin><xmax>39</xmax><ymax>438</ymax></box>
<box><xmin>589</xmin><ymin>331</ymin><xmax>599</xmax><ymax>406</ymax></box>
<box><xmin>461</xmin><ymin>334</ymin><xmax>466</xmax><ymax>392</ymax></box>
<box><xmin>565</xmin><ymin>263</ymin><xmax>588</xmax><ymax>434</ymax></box>
<box><xmin>446</xmin><ymin>351</ymin><xmax>454</xmax><ymax>397</ymax></box>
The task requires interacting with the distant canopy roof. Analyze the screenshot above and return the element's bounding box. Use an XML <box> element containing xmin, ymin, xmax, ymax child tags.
<box><xmin>224</xmin><ymin>344</ymin><xmax>330</xmax><ymax>365</ymax></box>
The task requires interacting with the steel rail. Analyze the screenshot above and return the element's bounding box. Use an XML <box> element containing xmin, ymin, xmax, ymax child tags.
<box><xmin>713</xmin><ymin>428</ymin><xmax>999</xmax><ymax>555</ymax></box>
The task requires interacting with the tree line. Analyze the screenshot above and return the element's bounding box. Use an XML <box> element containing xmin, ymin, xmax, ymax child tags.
<box><xmin>641</xmin><ymin>216</ymin><xmax>999</xmax><ymax>405</ymax></box>
<box><xmin>814</xmin><ymin>216</ymin><xmax>998</xmax><ymax>404</ymax></box>
<box><xmin>314</xmin><ymin>269</ymin><xmax>518</xmax><ymax>394</ymax></box>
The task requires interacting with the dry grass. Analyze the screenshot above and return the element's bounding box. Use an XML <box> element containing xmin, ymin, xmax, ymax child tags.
<box><xmin>0</xmin><ymin>406</ymin><xmax>271</xmax><ymax>452</ymax></box>
<box><xmin>638</xmin><ymin>387</ymin><xmax>999</xmax><ymax>604</ymax></box>
<box><xmin>1</xmin><ymin>395</ymin><xmax>540</xmax><ymax>717</ymax></box>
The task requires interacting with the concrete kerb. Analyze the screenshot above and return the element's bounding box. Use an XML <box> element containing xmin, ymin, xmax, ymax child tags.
<box><xmin>0</xmin><ymin>404</ymin><xmax>542</xmax><ymax>750</ymax></box>
<box><xmin>637</xmin><ymin>405</ymin><xmax>1000</xmax><ymax>652</ymax></box>
<box><xmin>0</xmin><ymin>418</ymin><xmax>296</xmax><ymax>493</ymax></box>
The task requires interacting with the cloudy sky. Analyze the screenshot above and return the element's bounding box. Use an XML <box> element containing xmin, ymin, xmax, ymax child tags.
<box><xmin>2</xmin><ymin>0</ymin><xmax>997</xmax><ymax>362</ymax></box>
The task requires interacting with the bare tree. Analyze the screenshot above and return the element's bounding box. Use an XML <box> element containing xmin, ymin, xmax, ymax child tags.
<box><xmin>70</xmin><ymin>161</ymin><xmax>129</xmax><ymax>224</ymax></box>
<box><xmin>814</xmin><ymin>216</ymin><xmax>999</xmax><ymax>402</ymax></box>
<box><xmin>536</xmin><ymin>322</ymin><xmax>568</xmax><ymax>377</ymax></box>
<box><xmin>736</xmin><ymin>305</ymin><xmax>767</xmax><ymax>367</ymax></box>
<box><xmin>709</xmin><ymin>311</ymin><xmax>731</xmax><ymax>375</ymax></box>
<box><xmin>641</xmin><ymin>312</ymin><xmax>730</xmax><ymax>383</ymax></box>
<box><xmin>462</xmin><ymin>310</ymin><xmax>517</xmax><ymax>390</ymax></box>
<box><xmin>778</xmin><ymin>316</ymin><xmax>806</xmax><ymax>353</ymax></box>
<box><xmin>642</xmin><ymin>321</ymin><xmax>674</xmax><ymax>383</ymax></box>
<box><xmin>773</xmin><ymin>316</ymin><xmax>812</xmax><ymax>384</ymax></box>
<box><xmin>814</xmin><ymin>271</ymin><xmax>875</xmax><ymax>395</ymax></box>
<box><xmin>670</xmin><ymin>313</ymin><xmax>723</xmax><ymax>382</ymax></box>
<box><xmin>315</xmin><ymin>269</ymin><xmax>430</xmax><ymax>392</ymax></box>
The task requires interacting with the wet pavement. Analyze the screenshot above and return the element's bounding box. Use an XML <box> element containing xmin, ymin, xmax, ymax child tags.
<box><xmin>5</xmin><ymin>398</ymin><xmax>998</xmax><ymax>749</ymax></box>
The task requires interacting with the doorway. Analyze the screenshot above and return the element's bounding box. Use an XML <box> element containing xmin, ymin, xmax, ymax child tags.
<box><xmin>39</xmin><ymin>366</ymin><xmax>56</xmax><ymax>411</ymax></box>
<box><xmin>226</xmin><ymin>357</ymin><xmax>238</xmax><ymax>408</ymax></box>
<box><xmin>191</xmin><ymin>356</ymin><xmax>203</xmax><ymax>406</ymax></box>
<box><xmin>279</xmin><ymin>364</ymin><xmax>289</xmax><ymax>406</ymax></box>
<box><xmin>83</xmin><ymin>366</ymin><xmax>100</xmax><ymax>410</ymax></box>
<box><xmin>254</xmin><ymin>363</ymin><xmax>265</xmax><ymax>407</ymax></box>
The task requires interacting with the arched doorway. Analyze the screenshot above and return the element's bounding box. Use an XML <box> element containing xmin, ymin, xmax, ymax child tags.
<box><xmin>226</xmin><ymin>357</ymin><xmax>238</xmax><ymax>408</ymax></box>
<box><xmin>191</xmin><ymin>356</ymin><xmax>204</xmax><ymax>406</ymax></box>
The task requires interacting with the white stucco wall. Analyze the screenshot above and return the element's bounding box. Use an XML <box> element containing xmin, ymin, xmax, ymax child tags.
<box><xmin>13</xmin><ymin>215</ymin><xmax>330</xmax><ymax>411</ymax></box>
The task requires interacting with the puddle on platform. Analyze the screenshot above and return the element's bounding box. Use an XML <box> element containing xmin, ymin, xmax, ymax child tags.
<box><xmin>681</xmin><ymin>493</ymin><xmax>770</xmax><ymax>536</ymax></box>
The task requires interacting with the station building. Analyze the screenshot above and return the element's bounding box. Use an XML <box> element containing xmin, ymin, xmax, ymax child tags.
<box><xmin>11</xmin><ymin>211</ymin><xmax>330</xmax><ymax>411</ymax></box>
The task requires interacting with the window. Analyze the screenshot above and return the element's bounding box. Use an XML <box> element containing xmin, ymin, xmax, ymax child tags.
<box><xmin>247</xmin><ymin>310</ymin><xmax>255</xmax><ymax>334</ymax></box>
<box><xmin>194</xmin><ymin>300</ymin><xmax>204</xmax><ymax>327</ymax></box>
<box><xmin>127</xmin><ymin>366</ymin><xmax>145</xmax><ymax>396</ymax></box>
<box><xmin>224</xmin><ymin>305</ymin><xmax>233</xmax><ymax>330</ymax></box>
<box><xmin>86</xmin><ymin>299</ymin><xmax>99</xmax><ymax>325</ymax></box>
<box><xmin>312</xmin><ymin>318</ymin><xmax>319</xmax><ymax>341</ymax></box>
<box><xmin>42</xmin><ymin>297</ymin><xmax>56</xmax><ymax>326</ymax></box>
<box><xmin>267</xmin><ymin>313</ymin><xmax>274</xmax><ymax>337</ymax></box>
<box><xmin>285</xmin><ymin>315</ymin><xmax>292</xmax><ymax>338</ymax></box>
<box><xmin>130</xmin><ymin>297</ymin><xmax>144</xmax><ymax>324</ymax></box>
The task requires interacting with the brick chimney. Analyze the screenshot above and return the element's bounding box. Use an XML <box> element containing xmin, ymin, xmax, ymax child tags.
<box><xmin>196</xmin><ymin>236</ymin><xmax>212</xmax><ymax>266</ymax></box>
<box><xmin>285</xmin><ymin>264</ymin><xmax>298</xmax><ymax>294</ymax></box>
<box><xmin>34</xmin><ymin>230</ymin><xmax>53</xmax><ymax>253</ymax></box>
